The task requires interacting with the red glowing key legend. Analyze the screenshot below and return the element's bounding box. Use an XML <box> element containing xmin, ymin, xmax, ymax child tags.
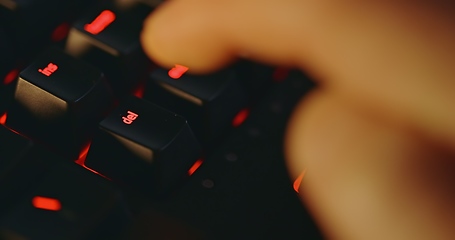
<box><xmin>38</xmin><ymin>63</ymin><xmax>58</xmax><ymax>77</ymax></box>
<box><xmin>32</xmin><ymin>196</ymin><xmax>62</xmax><ymax>211</ymax></box>
<box><xmin>168</xmin><ymin>64</ymin><xmax>189</xmax><ymax>79</ymax></box>
<box><xmin>122</xmin><ymin>110</ymin><xmax>138</xmax><ymax>125</ymax></box>
<box><xmin>84</xmin><ymin>10</ymin><xmax>116</xmax><ymax>35</ymax></box>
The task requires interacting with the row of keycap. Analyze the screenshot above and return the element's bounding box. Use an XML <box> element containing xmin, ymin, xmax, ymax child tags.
<box><xmin>0</xmin><ymin>0</ymin><xmax>279</xmax><ymax>239</ymax></box>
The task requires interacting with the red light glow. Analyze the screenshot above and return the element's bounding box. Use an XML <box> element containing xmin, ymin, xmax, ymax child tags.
<box><xmin>32</xmin><ymin>196</ymin><xmax>61</xmax><ymax>211</ymax></box>
<box><xmin>272</xmin><ymin>67</ymin><xmax>289</xmax><ymax>82</ymax></box>
<box><xmin>232</xmin><ymin>108</ymin><xmax>250</xmax><ymax>127</ymax></box>
<box><xmin>293</xmin><ymin>169</ymin><xmax>306</xmax><ymax>193</ymax></box>
<box><xmin>3</xmin><ymin>69</ymin><xmax>19</xmax><ymax>85</ymax></box>
<box><xmin>132</xmin><ymin>81</ymin><xmax>146</xmax><ymax>98</ymax></box>
<box><xmin>0</xmin><ymin>113</ymin><xmax>7</xmax><ymax>125</ymax></box>
<box><xmin>51</xmin><ymin>22</ymin><xmax>70</xmax><ymax>42</ymax></box>
<box><xmin>81</xmin><ymin>164</ymin><xmax>111</xmax><ymax>180</ymax></box>
<box><xmin>84</xmin><ymin>10</ymin><xmax>116</xmax><ymax>35</ymax></box>
<box><xmin>75</xmin><ymin>142</ymin><xmax>111</xmax><ymax>180</ymax></box>
<box><xmin>188</xmin><ymin>159</ymin><xmax>203</xmax><ymax>176</ymax></box>
<box><xmin>75</xmin><ymin>141</ymin><xmax>91</xmax><ymax>164</ymax></box>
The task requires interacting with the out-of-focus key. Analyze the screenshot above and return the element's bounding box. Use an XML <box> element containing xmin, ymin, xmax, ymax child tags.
<box><xmin>0</xmin><ymin>163</ymin><xmax>131</xmax><ymax>240</ymax></box>
<box><xmin>145</xmin><ymin>66</ymin><xmax>248</xmax><ymax>143</ymax></box>
<box><xmin>0</xmin><ymin>125</ymin><xmax>33</xmax><ymax>175</ymax></box>
<box><xmin>5</xmin><ymin>47</ymin><xmax>113</xmax><ymax>159</ymax></box>
<box><xmin>0</xmin><ymin>126</ymin><xmax>63</xmax><ymax>218</ymax></box>
<box><xmin>0</xmin><ymin>0</ymin><xmax>91</xmax><ymax>58</ymax></box>
<box><xmin>0</xmin><ymin>27</ymin><xmax>16</xmax><ymax>113</ymax></box>
<box><xmin>65</xmin><ymin>1</ymin><xmax>152</xmax><ymax>96</ymax></box>
<box><xmin>0</xmin><ymin>26</ymin><xmax>15</xmax><ymax>78</ymax></box>
<box><xmin>84</xmin><ymin>96</ymin><xmax>201</xmax><ymax>193</ymax></box>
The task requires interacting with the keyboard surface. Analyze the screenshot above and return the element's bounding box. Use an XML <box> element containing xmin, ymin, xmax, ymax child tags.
<box><xmin>0</xmin><ymin>0</ymin><xmax>323</xmax><ymax>239</ymax></box>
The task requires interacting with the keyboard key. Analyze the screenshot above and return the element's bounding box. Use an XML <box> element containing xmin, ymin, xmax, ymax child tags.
<box><xmin>0</xmin><ymin>0</ymin><xmax>92</xmax><ymax>58</ymax></box>
<box><xmin>65</xmin><ymin>1</ymin><xmax>152</xmax><ymax>96</ymax></box>
<box><xmin>0</xmin><ymin>26</ymin><xmax>15</xmax><ymax>76</ymax></box>
<box><xmin>0</xmin><ymin>128</ymin><xmax>61</xmax><ymax>217</ymax></box>
<box><xmin>0</xmin><ymin>27</ymin><xmax>16</xmax><ymax>113</ymax></box>
<box><xmin>0</xmin><ymin>125</ymin><xmax>33</xmax><ymax>174</ymax></box>
<box><xmin>0</xmin><ymin>163</ymin><xmax>131</xmax><ymax>240</ymax></box>
<box><xmin>5</xmin><ymin>47</ymin><xmax>113</xmax><ymax>159</ymax></box>
<box><xmin>145</xmin><ymin>66</ymin><xmax>248</xmax><ymax>143</ymax></box>
<box><xmin>121</xmin><ymin>208</ymin><xmax>205</xmax><ymax>240</ymax></box>
<box><xmin>84</xmin><ymin>96</ymin><xmax>201</xmax><ymax>193</ymax></box>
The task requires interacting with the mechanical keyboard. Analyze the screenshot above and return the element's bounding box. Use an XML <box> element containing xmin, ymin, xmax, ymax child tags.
<box><xmin>0</xmin><ymin>0</ymin><xmax>323</xmax><ymax>239</ymax></box>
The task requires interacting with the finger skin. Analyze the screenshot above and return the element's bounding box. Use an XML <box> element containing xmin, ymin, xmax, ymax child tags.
<box><xmin>141</xmin><ymin>1</ymin><xmax>455</xmax><ymax>239</ymax></box>
<box><xmin>141</xmin><ymin>0</ymin><xmax>455</xmax><ymax>149</ymax></box>
<box><xmin>286</xmin><ymin>90</ymin><xmax>455</xmax><ymax>239</ymax></box>
<box><xmin>141</xmin><ymin>0</ymin><xmax>310</xmax><ymax>73</ymax></box>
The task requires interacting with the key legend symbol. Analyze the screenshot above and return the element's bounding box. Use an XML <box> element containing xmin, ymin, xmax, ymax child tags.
<box><xmin>84</xmin><ymin>10</ymin><xmax>116</xmax><ymax>35</ymax></box>
<box><xmin>122</xmin><ymin>110</ymin><xmax>138</xmax><ymax>125</ymax></box>
<box><xmin>168</xmin><ymin>64</ymin><xmax>189</xmax><ymax>79</ymax></box>
<box><xmin>38</xmin><ymin>63</ymin><xmax>58</xmax><ymax>77</ymax></box>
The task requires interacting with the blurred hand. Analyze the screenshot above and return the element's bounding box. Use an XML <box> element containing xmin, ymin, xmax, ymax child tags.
<box><xmin>141</xmin><ymin>1</ymin><xmax>455</xmax><ymax>239</ymax></box>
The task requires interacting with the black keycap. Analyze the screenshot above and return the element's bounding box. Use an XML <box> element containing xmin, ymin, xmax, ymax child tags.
<box><xmin>0</xmin><ymin>0</ymin><xmax>91</xmax><ymax>58</ymax></box>
<box><xmin>65</xmin><ymin>1</ymin><xmax>152</xmax><ymax>96</ymax></box>
<box><xmin>0</xmin><ymin>26</ymin><xmax>15</xmax><ymax>77</ymax></box>
<box><xmin>0</xmin><ymin>125</ymin><xmax>33</xmax><ymax>174</ymax></box>
<box><xmin>145</xmin><ymin>66</ymin><xmax>249</xmax><ymax>143</ymax></box>
<box><xmin>5</xmin><ymin>47</ymin><xmax>113</xmax><ymax>159</ymax></box>
<box><xmin>0</xmin><ymin>27</ymin><xmax>17</xmax><ymax>113</ymax></box>
<box><xmin>0</xmin><ymin>126</ymin><xmax>62</xmax><ymax>217</ymax></box>
<box><xmin>0</xmin><ymin>163</ymin><xmax>131</xmax><ymax>240</ymax></box>
<box><xmin>84</xmin><ymin>96</ymin><xmax>201</xmax><ymax>193</ymax></box>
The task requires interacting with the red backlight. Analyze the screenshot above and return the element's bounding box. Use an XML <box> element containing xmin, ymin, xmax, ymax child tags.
<box><xmin>232</xmin><ymin>108</ymin><xmax>250</xmax><ymax>127</ymax></box>
<box><xmin>132</xmin><ymin>81</ymin><xmax>146</xmax><ymax>98</ymax></box>
<box><xmin>272</xmin><ymin>67</ymin><xmax>289</xmax><ymax>82</ymax></box>
<box><xmin>3</xmin><ymin>69</ymin><xmax>19</xmax><ymax>85</ymax></box>
<box><xmin>84</xmin><ymin>10</ymin><xmax>116</xmax><ymax>35</ymax></box>
<box><xmin>75</xmin><ymin>142</ymin><xmax>111</xmax><ymax>180</ymax></box>
<box><xmin>51</xmin><ymin>22</ymin><xmax>70</xmax><ymax>42</ymax></box>
<box><xmin>75</xmin><ymin>141</ymin><xmax>92</xmax><ymax>164</ymax></box>
<box><xmin>188</xmin><ymin>159</ymin><xmax>203</xmax><ymax>176</ymax></box>
<box><xmin>32</xmin><ymin>196</ymin><xmax>61</xmax><ymax>211</ymax></box>
<box><xmin>293</xmin><ymin>169</ymin><xmax>306</xmax><ymax>193</ymax></box>
<box><xmin>0</xmin><ymin>113</ymin><xmax>7</xmax><ymax>125</ymax></box>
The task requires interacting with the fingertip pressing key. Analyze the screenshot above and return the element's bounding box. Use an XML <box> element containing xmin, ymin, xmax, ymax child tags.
<box><xmin>140</xmin><ymin>0</ymin><xmax>240</xmax><ymax>74</ymax></box>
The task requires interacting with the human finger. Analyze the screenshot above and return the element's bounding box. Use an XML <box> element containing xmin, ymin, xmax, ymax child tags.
<box><xmin>286</xmin><ymin>90</ymin><xmax>455</xmax><ymax>239</ymax></box>
<box><xmin>141</xmin><ymin>0</ymin><xmax>455</xmax><ymax>149</ymax></box>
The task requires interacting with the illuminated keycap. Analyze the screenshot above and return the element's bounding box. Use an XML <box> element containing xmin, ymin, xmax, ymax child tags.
<box><xmin>85</xmin><ymin>96</ymin><xmax>201</xmax><ymax>193</ymax></box>
<box><xmin>0</xmin><ymin>125</ymin><xmax>36</xmax><ymax>177</ymax></box>
<box><xmin>5</xmin><ymin>48</ymin><xmax>113</xmax><ymax>159</ymax></box>
<box><xmin>145</xmin><ymin>66</ymin><xmax>249</xmax><ymax>143</ymax></box>
<box><xmin>0</xmin><ymin>28</ymin><xmax>16</xmax><ymax>113</ymax></box>
<box><xmin>0</xmin><ymin>163</ymin><xmax>130</xmax><ymax>239</ymax></box>
<box><xmin>65</xmin><ymin>2</ymin><xmax>152</xmax><ymax>96</ymax></box>
<box><xmin>0</xmin><ymin>0</ymin><xmax>92</xmax><ymax>58</ymax></box>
